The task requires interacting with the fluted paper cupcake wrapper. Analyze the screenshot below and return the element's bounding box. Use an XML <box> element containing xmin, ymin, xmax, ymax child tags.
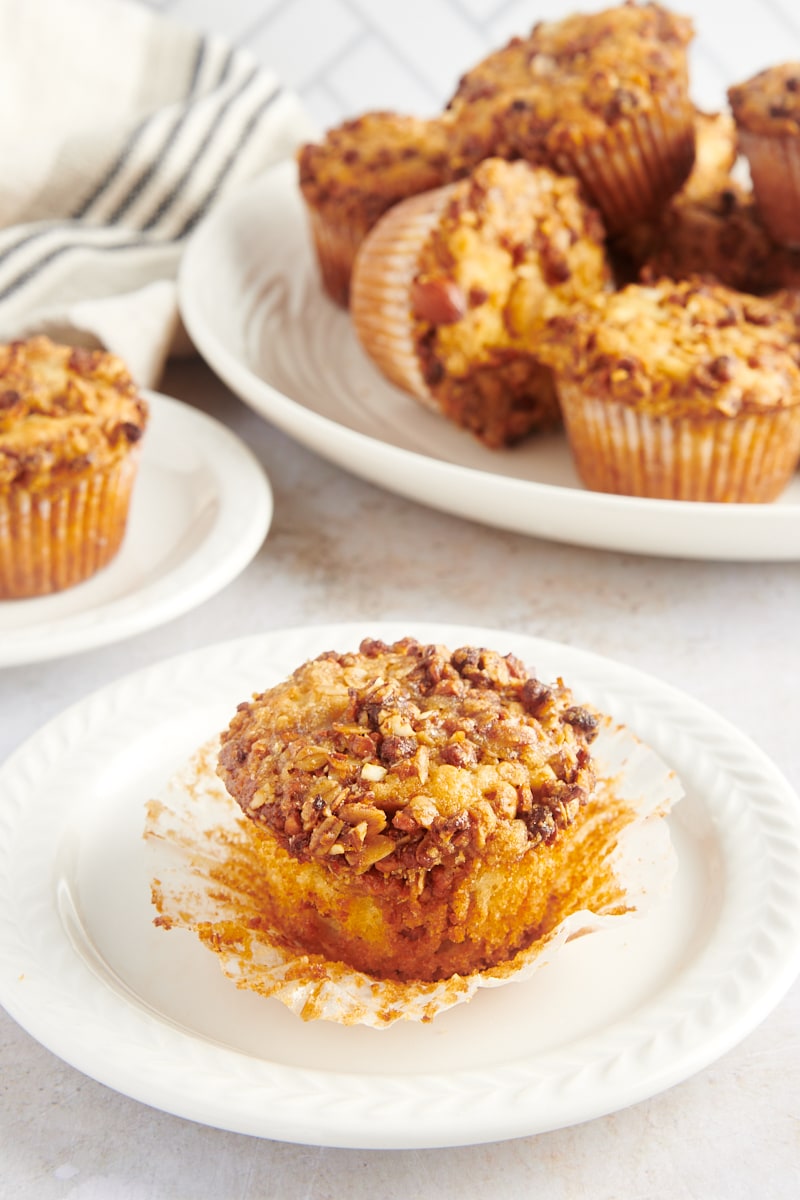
<box><xmin>144</xmin><ymin>722</ymin><xmax>682</xmax><ymax>1027</ymax></box>
<box><xmin>558</xmin><ymin>382</ymin><xmax>800</xmax><ymax>502</ymax></box>
<box><xmin>553</xmin><ymin>95</ymin><xmax>695</xmax><ymax>235</ymax></box>
<box><xmin>738</xmin><ymin>130</ymin><xmax>800</xmax><ymax>248</ymax></box>
<box><xmin>350</xmin><ymin>183</ymin><xmax>456</xmax><ymax>412</ymax></box>
<box><xmin>306</xmin><ymin>207</ymin><xmax>375</xmax><ymax>308</ymax></box>
<box><xmin>0</xmin><ymin>451</ymin><xmax>140</xmax><ymax>599</ymax></box>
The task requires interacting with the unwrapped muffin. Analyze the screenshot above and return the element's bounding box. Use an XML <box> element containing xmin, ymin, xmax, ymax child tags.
<box><xmin>729</xmin><ymin>62</ymin><xmax>800</xmax><ymax>247</ymax></box>
<box><xmin>216</xmin><ymin>637</ymin><xmax>602</xmax><ymax>983</ymax></box>
<box><xmin>350</xmin><ymin>157</ymin><xmax>609</xmax><ymax>448</ymax></box>
<box><xmin>0</xmin><ymin>336</ymin><xmax>148</xmax><ymax>599</ymax></box>
<box><xmin>297</xmin><ymin>112</ymin><xmax>456</xmax><ymax>307</ymax></box>
<box><xmin>540</xmin><ymin>278</ymin><xmax>800</xmax><ymax>501</ymax></box>
<box><xmin>445</xmin><ymin>2</ymin><xmax>696</xmax><ymax>235</ymax></box>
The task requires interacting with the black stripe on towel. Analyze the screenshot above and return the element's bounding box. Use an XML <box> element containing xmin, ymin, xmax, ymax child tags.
<box><xmin>174</xmin><ymin>84</ymin><xmax>283</xmax><ymax>239</ymax></box>
<box><xmin>106</xmin><ymin>45</ymin><xmax>239</xmax><ymax>227</ymax></box>
<box><xmin>0</xmin><ymin>230</ymin><xmax>161</xmax><ymax>305</ymax></box>
<box><xmin>137</xmin><ymin>63</ymin><xmax>263</xmax><ymax>234</ymax></box>
<box><xmin>71</xmin><ymin>35</ymin><xmax>212</xmax><ymax>222</ymax></box>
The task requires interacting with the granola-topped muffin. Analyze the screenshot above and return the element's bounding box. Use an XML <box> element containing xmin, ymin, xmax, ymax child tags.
<box><xmin>729</xmin><ymin>62</ymin><xmax>800</xmax><ymax>247</ymax></box>
<box><xmin>350</xmin><ymin>157</ymin><xmax>610</xmax><ymax>448</ymax></box>
<box><xmin>297</xmin><ymin>112</ymin><xmax>456</xmax><ymax>307</ymax></box>
<box><xmin>0</xmin><ymin>336</ymin><xmax>148</xmax><ymax>598</ymax></box>
<box><xmin>217</xmin><ymin>636</ymin><xmax>600</xmax><ymax>983</ymax></box>
<box><xmin>540</xmin><ymin>278</ymin><xmax>800</xmax><ymax>501</ymax></box>
<box><xmin>446</xmin><ymin>2</ymin><xmax>696</xmax><ymax>234</ymax></box>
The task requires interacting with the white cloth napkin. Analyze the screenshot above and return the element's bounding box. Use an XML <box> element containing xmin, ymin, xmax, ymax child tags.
<box><xmin>0</xmin><ymin>0</ymin><xmax>315</xmax><ymax>386</ymax></box>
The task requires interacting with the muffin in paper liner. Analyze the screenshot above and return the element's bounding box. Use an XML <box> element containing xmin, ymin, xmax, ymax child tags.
<box><xmin>0</xmin><ymin>336</ymin><xmax>148</xmax><ymax>599</ymax></box>
<box><xmin>351</xmin><ymin>158</ymin><xmax>609</xmax><ymax>449</ymax></box>
<box><xmin>144</xmin><ymin>721</ymin><xmax>682</xmax><ymax>1028</ymax></box>
<box><xmin>445</xmin><ymin>2</ymin><xmax>696</xmax><ymax>237</ymax></box>
<box><xmin>540</xmin><ymin>278</ymin><xmax>800</xmax><ymax>503</ymax></box>
<box><xmin>0</xmin><ymin>453</ymin><xmax>141</xmax><ymax>599</ymax></box>
<box><xmin>297</xmin><ymin>112</ymin><xmax>455</xmax><ymax>308</ymax></box>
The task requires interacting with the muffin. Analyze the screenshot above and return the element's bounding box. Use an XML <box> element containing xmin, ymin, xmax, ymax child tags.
<box><xmin>729</xmin><ymin>63</ymin><xmax>800</xmax><ymax>247</ymax></box>
<box><xmin>0</xmin><ymin>336</ymin><xmax>148</xmax><ymax>599</ymax></box>
<box><xmin>350</xmin><ymin>157</ymin><xmax>610</xmax><ymax>448</ymax></box>
<box><xmin>297</xmin><ymin>112</ymin><xmax>456</xmax><ymax>307</ymax></box>
<box><xmin>216</xmin><ymin>637</ymin><xmax>602</xmax><ymax>983</ymax></box>
<box><xmin>540</xmin><ymin>278</ymin><xmax>800</xmax><ymax>502</ymax></box>
<box><xmin>445</xmin><ymin>2</ymin><xmax>696</xmax><ymax>235</ymax></box>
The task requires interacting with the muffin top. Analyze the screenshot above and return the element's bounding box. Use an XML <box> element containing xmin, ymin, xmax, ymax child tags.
<box><xmin>541</xmin><ymin>278</ymin><xmax>800</xmax><ymax>416</ymax></box>
<box><xmin>728</xmin><ymin>62</ymin><xmax>800</xmax><ymax>136</ymax></box>
<box><xmin>448</xmin><ymin>2</ymin><xmax>693</xmax><ymax>156</ymax></box>
<box><xmin>409</xmin><ymin>158</ymin><xmax>609</xmax><ymax>380</ymax></box>
<box><xmin>297</xmin><ymin>112</ymin><xmax>453</xmax><ymax>226</ymax></box>
<box><xmin>217</xmin><ymin>637</ymin><xmax>599</xmax><ymax>882</ymax></box>
<box><xmin>0</xmin><ymin>336</ymin><xmax>148</xmax><ymax>490</ymax></box>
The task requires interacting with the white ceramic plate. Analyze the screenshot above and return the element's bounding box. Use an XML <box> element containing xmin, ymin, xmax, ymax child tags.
<box><xmin>178</xmin><ymin>162</ymin><xmax>800</xmax><ymax>562</ymax></box>
<box><xmin>0</xmin><ymin>391</ymin><xmax>272</xmax><ymax>666</ymax></box>
<box><xmin>1</xmin><ymin>621</ymin><xmax>798</xmax><ymax>1149</ymax></box>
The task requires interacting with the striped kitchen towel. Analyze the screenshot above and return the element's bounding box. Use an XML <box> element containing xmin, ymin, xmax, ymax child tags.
<box><xmin>0</xmin><ymin>0</ymin><xmax>314</xmax><ymax>385</ymax></box>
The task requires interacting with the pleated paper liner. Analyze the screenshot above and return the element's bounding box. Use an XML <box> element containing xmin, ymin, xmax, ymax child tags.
<box><xmin>144</xmin><ymin>721</ymin><xmax>682</xmax><ymax>1028</ymax></box>
<box><xmin>738</xmin><ymin>129</ymin><xmax>800</xmax><ymax>248</ymax></box>
<box><xmin>0</xmin><ymin>451</ymin><xmax>140</xmax><ymax>599</ymax></box>
<box><xmin>557</xmin><ymin>382</ymin><xmax>800</xmax><ymax>502</ymax></box>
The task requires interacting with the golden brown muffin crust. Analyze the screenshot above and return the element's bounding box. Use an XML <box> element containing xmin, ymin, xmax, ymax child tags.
<box><xmin>0</xmin><ymin>336</ymin><xmax>148</xmax><ymax>490</ymax></box>
<box><xmin>297</xmin><ymin>111</ymin><xmax>453</xmax><ymax>228</ymax></box>
<box><xmin>728</xmin><ymin>62</ymin><xmax>800</xmax><ymax>136</ymax></box>
<box><xmin>448</xmin><ymin>1</ymin><xmax>693</xmax><ymax>157</ymax></box>
<box><xmin>218</xmin><ymin>637</ymin><xmax>599</xmax><ymax>884</ymax></box>
<box><xmin>408</xmin><ymin>158</ymin><xmax>609</xmax><ymax>445</ymax></box>
<box><xmin>541</xmin><ymin>278</ymin><xmax>800</xmax><ymax>417</ymax></box>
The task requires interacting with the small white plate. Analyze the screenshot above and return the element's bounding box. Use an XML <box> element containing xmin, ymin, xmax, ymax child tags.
<box><xmin>0</xmin><ymin>391</ymin><xmax>272</xmax><ymax>666</ymax></box>
<box><xmin>1</xmin><ymin>621</ymin><xmax>798</xmax><ymax>1149</ymax></box>
<box><xmin>178</xmin><ymin>162</ymin><xmax>800</xmax><ymax>562</ymax></box>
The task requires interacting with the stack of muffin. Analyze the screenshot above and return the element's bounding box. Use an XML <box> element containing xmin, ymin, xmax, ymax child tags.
<box><xmin>297</xmin><ymin>1</ymin><xmax>800</xmax><ymax>504</ymax></box>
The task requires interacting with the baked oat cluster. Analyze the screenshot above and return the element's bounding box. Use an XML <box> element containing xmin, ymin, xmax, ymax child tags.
<box><xmin>297</xmin><ymin>1</ymin><xmax>800</xmax><ymax>501</ymax></box>
<box><xmin>217</xmin><ymin>637</ymin><xmax>602</xmax><ymax>981</ymax></box>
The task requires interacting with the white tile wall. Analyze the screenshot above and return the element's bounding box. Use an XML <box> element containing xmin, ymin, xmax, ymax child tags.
<box><xmin>141</xmin><ymin>0</ymin><xmax>800</xmax><ymax>126</ymax></box>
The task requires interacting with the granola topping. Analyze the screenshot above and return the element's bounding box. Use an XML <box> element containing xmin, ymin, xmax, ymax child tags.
<box><xmin>0</xmin><ymin>336</ymin><xmax>148</xmax><ymax>490</ymax></box>
<box><xmin>540</xmin><ymin>277</ymin><xmax>800</xmax><ymax>417</ymax></box>
<box><xmin>217</xmin><ymin>638</ymin><xmax>598</xmax><ymax>880</ymax></box>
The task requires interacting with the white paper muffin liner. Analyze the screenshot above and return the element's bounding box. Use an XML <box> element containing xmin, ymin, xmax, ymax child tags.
<box><xmin>350</xmin><ymin>183</ymin><xmax>455</xmax><ymax>410</ymax></box>
<box><xmin>738</xmin><ymin>129</ymin><xmax>800</xmax><ymax>248</ymax></box>
<box><xmin>144</xmin><ymin>720</ymin><xmax>682</xmax><ymax>1027</ymax></box>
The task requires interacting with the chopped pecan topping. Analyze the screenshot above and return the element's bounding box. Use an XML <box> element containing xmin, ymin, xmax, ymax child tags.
<box><xmin>217</xmin><ymin>638</ymin><xmax>599</xmax><ymax>879</ymax></box>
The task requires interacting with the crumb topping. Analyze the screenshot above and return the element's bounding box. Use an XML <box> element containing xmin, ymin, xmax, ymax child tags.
<box><xmin>729</xmin><ymin>62</ymin><xmax>800</xmax><ymax>136</ymax></box>
<box><xmin>447</xmin><ymin>2</ymin><xmax>693</xmax><ymax>157</ymax></box>
<box><xmin>408</xmin><ymin>158</ymin><xmax>609</xmax><ymax>445</ymax></box>
<box><xmin>0</xmin><ymin>336</ymin><xmax>148</xmax><ymax>490</ymax></box>
<box><xmin>217</xmin><ymin>637</ymin><xmax>599</xmax><ymax>882</ymax></box>
<box><xmin>297</xmin><ymin>112</ymin><xmax>453</xmax><ymax>226</ymax></box>
<box><xmin>541</xmin><ymin>278</ymin><xmax>800</xmax><ymax>416</ymax></box>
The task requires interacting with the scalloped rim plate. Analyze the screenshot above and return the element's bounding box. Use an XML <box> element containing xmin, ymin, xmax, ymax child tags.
<box><xmin>1</xmin><ymin>622</ymin><xmax>799</xmax><ymax>1148</ymax></box>
<box><xmin>178</xmin><ymin>162</ymin><xmax>800</xmax><ymax>562</ymax></box>
<box><xmin>0</xmin><ymin>391</ymin><xmax>273</xmax><ymax>666</ymax></box>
